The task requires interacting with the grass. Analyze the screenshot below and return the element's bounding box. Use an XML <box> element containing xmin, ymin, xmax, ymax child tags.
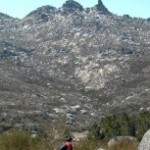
<box><xmin>74</xmin><ymin>137</ymin><xmax>99</xmax><ymax>150</ymax></box>
<box><xmin>0</xmin><ymin>130</ymin><xmax>140</xmax><ymax>150</ymax></box>
<box><xmin>0</xmin><ymin>120</ymin><xmax>69</xmax><ymax>150</ymax></box>
<box><xmin>0</xmin><ymin>129</ymin><xmax>64</xmax><ymax>150</ymax></box>
<box><xmin>0</xmin><ymin>130</ymin><xmax>31</xmax><ymax>150</ymax></box>
<box><xmin>74</xmin><ymin>137</ymin><xmax>139</xmax><ymax>150</ymax></box>
<box><xmin>108</xmin><ymin>138</ymin><xmax>139</xmax><ymax>150</ymax></box>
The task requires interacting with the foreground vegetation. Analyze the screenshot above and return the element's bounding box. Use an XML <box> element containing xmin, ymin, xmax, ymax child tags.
<box><xmin>0</xmin><ymin>111</ymin><xmax>149</xmax><ymax>150</ymax></box>
<box><xmin>89</xmin><ymin>111</ymin><xmax>150</xmax><ymax>141</ymax></box>
<box><xmin>0</xmin><ymin>130</ymin><xmax>138</xmax><ymax>150</ymax></box>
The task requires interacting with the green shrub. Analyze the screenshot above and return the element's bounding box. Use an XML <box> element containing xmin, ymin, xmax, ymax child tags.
<box><xmin>88</xmin><ymin>111</ymin><xmax>150</xmax><ymax>141</ymax></box>
<box><xmin>135</xmin><ymin>111</ymin><xmax>150</xmax><ymax>140</ymax></box>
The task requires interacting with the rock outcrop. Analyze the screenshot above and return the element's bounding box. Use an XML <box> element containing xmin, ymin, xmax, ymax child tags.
<box><xmin>24</xmin><ymin>5</ymin><xmax>56</xmax><ymax>23</ymax></box>
<box><xmin>62</xmin><ymin>0</ymin><xmax>83</xmax><ymax>13</ymax></box>
<box><xmin>138</xmin><ymin>129</ymin><xmax>150</xmax><ymax>150</ymax></box>
<box><xmin>95</xmin><ymin>0</ymin><xmax>110</xmax><ymax>14</ymax></box>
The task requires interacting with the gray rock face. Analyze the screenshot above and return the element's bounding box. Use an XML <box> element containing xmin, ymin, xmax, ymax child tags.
<box><xmin>62</xmin><ymin>0</ymin><xmax>83</xmax><ymax>12</ymax></box>
<box><xmin>24</xmin><ymin>5</ymin><xmax>56</xmax><ymax>23</ymax></box>
<box><xmin>0</xmin><ymin>0</ymin><xmax>150</xmax><ymax>131</ymax></box>
<box><xmin>96</xmin><ymin>0</ymin><xmax>110</xmax><ymax>14</ymax></box>
<box><xmin>138</xmin><ymin>130</ymin><xmax>150</xmax><ymax>150</ymax></box>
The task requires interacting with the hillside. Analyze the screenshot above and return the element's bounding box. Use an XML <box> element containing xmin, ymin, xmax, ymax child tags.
<box><xmin>0</xmin><ymin>0</ymin><xmax>150</xmax><ymax>131</ymax></box>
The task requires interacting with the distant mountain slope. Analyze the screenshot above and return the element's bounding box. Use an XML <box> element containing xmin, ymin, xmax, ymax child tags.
<box><xmin>0</xmin><ymin>0</ymin><xmax>150</xmax><ymax>130</ymax></box>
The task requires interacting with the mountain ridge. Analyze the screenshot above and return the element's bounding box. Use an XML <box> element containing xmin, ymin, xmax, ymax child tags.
<box><xmin>0</xmin><ymin>0</ymin><xmax>149</xmax><ymax>19</ymax></box>
<box><xmin>0</xmin><ymin>0</ymin><xmax>150</xmax><ymax>131</ymax></box>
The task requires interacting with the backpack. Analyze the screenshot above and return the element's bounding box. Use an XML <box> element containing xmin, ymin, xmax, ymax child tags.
<box><xmin>60</xmin><ymin>145</ymin><xmax>68</xmax><ymax>150</ymax></box>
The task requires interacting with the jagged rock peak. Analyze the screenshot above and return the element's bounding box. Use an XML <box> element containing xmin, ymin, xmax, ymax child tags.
<box><xmin>26</xmin><ymin>5</ymin><xmax>56</xmax><ymax>18</ymax></box>
<box><xmin>96</xmin><ymin>0</ymin><xmax>110</xmax><ymax>14</ymax></box>
<box><xmin>62</xmin><ymin>0</ymin><xmax>83</xmax><ymax>12</ymax></box>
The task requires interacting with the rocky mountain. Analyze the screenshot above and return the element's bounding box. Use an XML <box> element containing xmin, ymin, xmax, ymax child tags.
<box><xmin>96</xmin><ymin>0</ymin><xmax>110</xmax><ymax>14</ymax></box>
<box><xmin>0</xmin><ymin>0</ymin><xmax>150</xmax><ymax>131</ymax></box>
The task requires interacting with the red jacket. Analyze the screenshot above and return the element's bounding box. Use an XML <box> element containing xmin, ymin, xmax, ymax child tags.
<box><xmin>65</xmin><ymin>141</ymin><xmax>73</xmax><ymax>150</ymax></box>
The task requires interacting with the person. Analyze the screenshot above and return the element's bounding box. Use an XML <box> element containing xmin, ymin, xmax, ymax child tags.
<box><xmin>61</xmin><ymin>137</ymin><xmax>73</xmax><ymax>150</ymax></box>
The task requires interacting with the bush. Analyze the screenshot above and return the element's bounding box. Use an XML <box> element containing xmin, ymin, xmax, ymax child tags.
<box><xmin>88</xmin><ymin>111</ymin><xmax>150</xmax><ymax>141</ymax></box>
<box><xmin>0</xmin><ymin>122</ymin><xmax>71</xmax><ymax>150</ymax></box>
<box><xmin>0</xmin><ymin>130</ymin><xmax>31</xmax><ymax>150</ymax></box>
<box><xmin>135</xmin><ymin>111</ymin><xmax>150</xmax><ymax>140</ymax></box>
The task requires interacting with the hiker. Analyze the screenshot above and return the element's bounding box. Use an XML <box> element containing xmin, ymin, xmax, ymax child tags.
<box><xmin>61</xmin><ymin>137</ymin><xmax>73</xmax><ymax>150</ymax></box>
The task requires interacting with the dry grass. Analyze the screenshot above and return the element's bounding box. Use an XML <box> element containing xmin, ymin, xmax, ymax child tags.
<box><xmin>74</xmin><ymin>137</ymin><xmax>99</xmax><ymax>150</ymax></box>
<box><xmin>108</xmin><ymin>139</ymin><xmax>139</xmax><ymax>150</ymax></box>
<box><xmin>0</xmin><ymin>125</ymin><xmax>139</xmax><ymax>150</ymax></box>
<box><xmin>0</xmin><ymin>130</ymin><xmax>31</xmax><ymax>150</ymax></box>
<box><xmin>0</xmin><ymin>120</ymin><xmax>70</xmax><ymax>150</ymax></box>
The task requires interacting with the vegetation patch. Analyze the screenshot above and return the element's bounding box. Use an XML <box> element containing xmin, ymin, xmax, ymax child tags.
<box><xmin>88</xmin><ymin>111</ymin><xmax>150</xmax><ymax>141</ymax></box>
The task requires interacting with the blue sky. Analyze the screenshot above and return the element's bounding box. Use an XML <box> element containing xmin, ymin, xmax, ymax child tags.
<box><xmin>0</xmin><ymin>0</ymin><xmax>149</xmax><ymax>19</ymax></box>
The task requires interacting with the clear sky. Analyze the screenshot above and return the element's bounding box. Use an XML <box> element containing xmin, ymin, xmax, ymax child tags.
<box><xmin>0</xmin><ymin>0</ymin><xmax>149</xmax><ymax>19</ymax></box>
